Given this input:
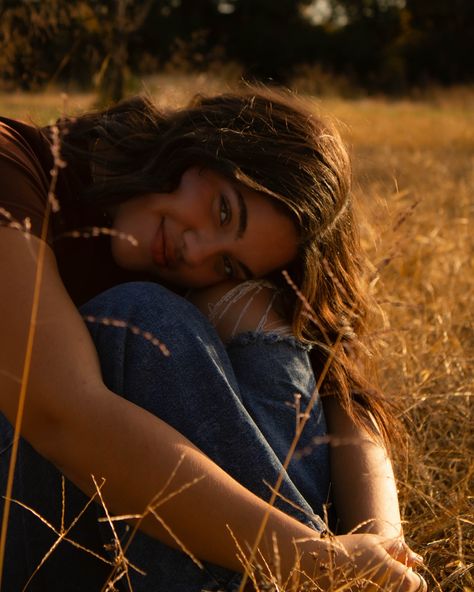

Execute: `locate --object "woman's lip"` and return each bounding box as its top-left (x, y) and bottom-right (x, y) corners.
top-left (152, 219), bottom-right (168, 267)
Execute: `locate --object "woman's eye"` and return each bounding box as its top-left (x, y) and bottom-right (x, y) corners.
top-left (223, 256), bottom-right (234, 278)
top-left (219, 194), bottom-right (231, 226)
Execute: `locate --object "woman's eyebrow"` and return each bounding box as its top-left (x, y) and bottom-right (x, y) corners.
top-left (235, 188), bottom-right (248, 240)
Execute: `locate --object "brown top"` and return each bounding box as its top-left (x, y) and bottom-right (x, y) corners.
top-left (0, 116), bottom-right (148, 306)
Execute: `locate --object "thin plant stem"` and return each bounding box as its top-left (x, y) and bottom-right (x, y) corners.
top-left (0, 123), bottom-right (62, 582)
top-left (0, 202), bottom-right (52, 584)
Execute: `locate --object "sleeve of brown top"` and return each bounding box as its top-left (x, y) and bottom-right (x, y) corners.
top-left (0, 118), bottom-right (53, 241)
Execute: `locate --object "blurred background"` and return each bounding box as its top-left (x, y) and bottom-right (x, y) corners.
top-left (1, 2), bottom-right (473, 591)
top-left (1, 0), bottom-right (473, 103)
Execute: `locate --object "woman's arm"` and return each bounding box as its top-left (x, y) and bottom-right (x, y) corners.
top-left (323, 397), bottom-right (427, 570)
top-left (322, 396), bottom-right (408, 539)
top-left (189, 282), bottom-right (424, 575)
top-left (0, 230), bottom-right (422, 589)
top-left (0, 228), bottom-right (314, 573)
top-left (190, 283), bottom-right (407, 543)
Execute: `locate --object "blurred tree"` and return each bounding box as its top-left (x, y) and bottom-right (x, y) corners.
top-left (321, 0), bottom-right (473, 89)
top-left (0, 0), bottom-right (472, 94)
top-left (320, 0), bottom-right (408, 91)
top-left (220, 0), bottom-right (317, 81)
top-left (94, 0), bottom-right (154, 105)
top-left (0, 0), bottom-right (79, 90)
top-left (138, 0), bottom-right (224, 72)
top-left (402, 0), bottom-right (474, 85)
top-left (0, 0), bottom-right (156, 99)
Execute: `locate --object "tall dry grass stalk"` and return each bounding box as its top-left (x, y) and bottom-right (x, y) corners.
top-left (0, 119), bottom-right (62, 584)
top-left (0, 80), bottom-right (472, 590)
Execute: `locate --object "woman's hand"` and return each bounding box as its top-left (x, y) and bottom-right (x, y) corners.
top-left (242, 532), bottom-right (426, 592)
top-left (319, 399), bottom-right (426, 589)
top-left (385, 537), bottom-right (424, 568)
top-left (306, 533), bottom-right (427, 591)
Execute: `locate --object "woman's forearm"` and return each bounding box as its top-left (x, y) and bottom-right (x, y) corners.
top-left (25, 398), bottom-right (423, 591)
top-left (1, 230), bottom-right (417, 588)
top-left (0, 231), bottom-right (313, 577)
top-left (47, 386), bottom-right (324, 576)
top-left (323, 396), bottom-right (403, 539)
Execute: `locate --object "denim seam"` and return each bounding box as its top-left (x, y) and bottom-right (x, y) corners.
top-left (226, 330), bottom-right (311, 351)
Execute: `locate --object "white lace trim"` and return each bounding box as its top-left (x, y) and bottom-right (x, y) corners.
top-left (207, 279), bottom-right (293, 339)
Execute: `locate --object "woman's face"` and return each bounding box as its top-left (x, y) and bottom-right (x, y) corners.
top-left (111, 167), bottom-right (298, 288)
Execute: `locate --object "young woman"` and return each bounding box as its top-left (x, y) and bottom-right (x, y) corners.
top-left (0, 88), bottom-right (426, 591)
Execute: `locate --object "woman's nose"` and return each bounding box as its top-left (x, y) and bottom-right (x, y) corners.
top-left (182, 230), bottom-right (221, 267)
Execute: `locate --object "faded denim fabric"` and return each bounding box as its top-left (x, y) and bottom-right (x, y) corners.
top-left (0, 282), bottom-right (330, 591)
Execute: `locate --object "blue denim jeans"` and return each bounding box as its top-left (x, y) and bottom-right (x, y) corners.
top-left (0, 282), bottom-right (330, 591)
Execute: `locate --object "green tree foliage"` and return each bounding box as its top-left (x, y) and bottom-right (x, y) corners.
top-left (0, 0), bottom-right (472, 96)
top-left (402, 0), bottom-right (474, 85)
top-left (93, 0), bottom-right (155, 105)
top-left (0, 0), bottom-right (84, 89)
top-left (322, 0), bottom-right (411, 91)
top-left (220, 0), bottom-right (316, 81)
top-left (0, 0), bottom-right (157, 102)
top-left (323, 0), bottom-right (474, 90)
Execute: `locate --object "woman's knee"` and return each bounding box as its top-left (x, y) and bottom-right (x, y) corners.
top-left (80, 281), bottom-right (235, 397)
top-left (81, 281), bottom-right (222, 352)
top-left (81, 282), bottom-right (207, 328)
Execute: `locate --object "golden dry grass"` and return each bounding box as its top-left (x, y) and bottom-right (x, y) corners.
top-left (326, 93), bottom-right (473, 592)
top-left (1, 77), bottom-right (472, 590)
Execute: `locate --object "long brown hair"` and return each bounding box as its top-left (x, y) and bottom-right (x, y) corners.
top-left (59, 87), bottom-right (398, 447)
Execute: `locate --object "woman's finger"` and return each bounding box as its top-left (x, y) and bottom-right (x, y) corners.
top-left (356, 547), bottom-right (427, 592)
top-left (414, 572), bottom-right (428, 592)
top-left (383, 537), bottom-right (424, 567)
top-left (382, 561), bottom-right (428, 592)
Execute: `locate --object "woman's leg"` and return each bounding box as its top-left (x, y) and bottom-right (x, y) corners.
top-left (1, 281), bottom-right (329, 591)
top-left (190, 279), bottom-right (332, 523)
top-left (81, 281), bottom-right (330, 591)
top-left (0, 416), bottom-right (112, 591)
top-left (226, 332), bottom-right (331, 520)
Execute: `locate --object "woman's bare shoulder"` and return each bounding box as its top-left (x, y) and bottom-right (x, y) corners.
top-left (0, 118), bottom-right (51, 239)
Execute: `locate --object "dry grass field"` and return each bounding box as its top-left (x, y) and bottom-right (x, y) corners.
top-left (1, 76), bottom-right (472, 590)
top-left (329, 91), bottom-right (473, 592)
